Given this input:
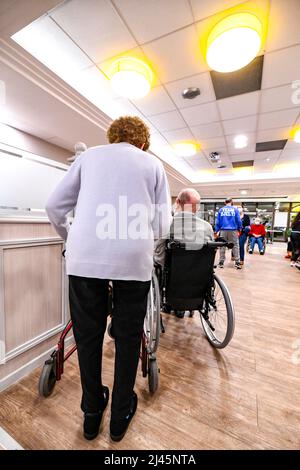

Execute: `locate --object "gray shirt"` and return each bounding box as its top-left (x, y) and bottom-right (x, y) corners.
top-left (154, 211), bottom-right (214, 267)
top-left (46, 142), bottom-right (172, 281)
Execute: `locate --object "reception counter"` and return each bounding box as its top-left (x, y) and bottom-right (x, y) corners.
top-left (0, 216), bottom-right (71, 391)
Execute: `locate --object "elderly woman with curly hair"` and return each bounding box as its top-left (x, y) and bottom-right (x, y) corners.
top-left (46, 116), bottom-right (171, 442)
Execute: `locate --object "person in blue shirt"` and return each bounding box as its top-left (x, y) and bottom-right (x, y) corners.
top-left (215, 198), bottom-right (243, 269)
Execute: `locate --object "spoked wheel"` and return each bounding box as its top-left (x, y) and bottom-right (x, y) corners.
top-left (148, 357), bottom-right (159, 394)
top-left (38, 357), bottom-right (57, 397)
top-left (200, 274), bottom-right (235, 349)
top-left (144, 271), bottom-right (161, 355)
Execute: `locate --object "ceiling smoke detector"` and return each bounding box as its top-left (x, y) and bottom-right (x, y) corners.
top-left (182, 87), bottom-right (201, 99)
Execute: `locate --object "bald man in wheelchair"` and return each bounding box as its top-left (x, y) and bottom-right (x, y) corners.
top-left (154, 188), bottom-right (214, 318)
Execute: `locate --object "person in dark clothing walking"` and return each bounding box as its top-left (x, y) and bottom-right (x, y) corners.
top-left (46, 116), bottom-right (171, 442)
top-left (237, 206), bottom-right (251, 265)
top-left (290, 213), bottom-right (300, 267)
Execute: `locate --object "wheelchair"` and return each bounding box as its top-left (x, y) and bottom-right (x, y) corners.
top-left (247, 235), bottom-right (266, 254)
top-left (159, 238), bottom-right (235, 349)
top-left (38, 270), bottom-right (161, 398)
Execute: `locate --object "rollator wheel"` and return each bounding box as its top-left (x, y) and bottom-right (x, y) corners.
top-left (107, 321), bottom-right (114, 339)
top-left (200, 274), bottom-right (235, 349)
top-left (38, 358), bottom-right (56, 397)
top-left (148, 358), bottom-right (159, 394)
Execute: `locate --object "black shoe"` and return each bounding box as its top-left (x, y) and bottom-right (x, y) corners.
top-left (234, 262), bottom-right (242, 269)
top-left (162, 304), bottom-right (172, 314)
top-left (83, 386), bottom-right (109, 440)
top-left (110, 392), bottom-right (138, 442)
top-left (260, 251), bottom-right (264, 255)
top-left (174, 310), bottom-right (185, 318)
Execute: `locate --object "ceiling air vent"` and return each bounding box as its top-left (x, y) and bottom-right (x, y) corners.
top-left (256, 140), bottom-right (287, 152)
top-left (232, 160), bottom-right (254, 168)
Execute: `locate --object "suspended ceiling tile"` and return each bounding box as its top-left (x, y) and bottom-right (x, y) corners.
top-left (190, 121), bottom-right (223, 140)
top-left (230, 153), bottom-right (256, 162)
top-left (255, 140), bottom-right (287, 152)
top-left (142, 26), bottom-right (208, 83)
top-left (253, 163), bottom-right (275, 173)
top-left (285, 139), bottom-right (300, 150)
top-left (279, 148), bottom-right (300, 161)
top-left (218, 91), bottom-right (260, 120)
top-left (162, 127), bottom-right (194, 144)
top-left (228, 145), bottom-right (256, 156)
top-left (222, 115), bottom-right (257, 136)
top-left (180, 102), bottom-right (219, 126)
top-left (131, 86), bottom-right (176, 116)
top-left (189, 0), bottom-right (243, 21)
top-left (256, 128), bottom-right (292, 143)
top-left (210, 56), bottom-right (264, 100)
top-left (252, 150), bottom-right (282, 161)
top-left (258, 108), bottom-right (300, 130)
top-left (164, 72), bottom-right (216, 109)
top-left (260, 84), bottom-right (298, 113)
top-left (113, 0), bottom-right (193, 44)
top-left (227, 137), bottom-right (256, 155)
top-left (262, 45), bottom-right (300, 89)
top-left (148, 110), bottom-right (186, 132)
top-left (12, 15), bottom-right (92, 77)
top-left (266, 0), bottom-right (300, 52)
top-left (199, 136), bottom-right (226, 149)
top-left (50, 0), bottom-right (137, 63)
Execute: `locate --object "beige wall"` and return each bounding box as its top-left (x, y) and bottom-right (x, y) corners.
top-left (0, 123), bottom-right (71, 164)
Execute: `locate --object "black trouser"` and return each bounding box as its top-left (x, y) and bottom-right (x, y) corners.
top-left (69, 275), bottom-right (150, 420)
top-left (290, 232), bottom-right (300, 261)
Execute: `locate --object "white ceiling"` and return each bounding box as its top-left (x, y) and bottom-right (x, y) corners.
top-left (1, 0), bottom-right (300, 198)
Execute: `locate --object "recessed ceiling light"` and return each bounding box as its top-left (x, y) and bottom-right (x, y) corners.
top-left (173, 142), bottom-right (198, 157)
top-left (294, 129), bottom-right (300, 143)
top-left (240, 189), bottom-right (248, 195)
top-left (265, 158), bottom-right (271, 162)
top-left (234, 135), bottom-right (248, 149)
top-left (206, 13), bottom-right (262, 73)
top-left (110, 57), bottom-right (153, 99)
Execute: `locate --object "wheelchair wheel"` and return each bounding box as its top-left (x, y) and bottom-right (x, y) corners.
top-left (200, 274), bottom-right (235, 349)
top-left (38, 357), bottom-right (57, 397)
top-left (148, 357), bottom-right (159, 394)
top-left (144, 271), bottom-right (161, 355)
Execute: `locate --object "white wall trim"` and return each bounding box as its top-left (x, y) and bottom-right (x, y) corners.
top-left (0, 335), bottom-right (74, 393)
top-left (4, 324), bottom-right (66, 363)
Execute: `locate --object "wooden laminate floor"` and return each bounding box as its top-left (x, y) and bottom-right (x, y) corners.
top-left (0, 243), bottom-right (300, 450)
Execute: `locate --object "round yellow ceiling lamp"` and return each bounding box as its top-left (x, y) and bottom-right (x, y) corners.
top-left (206, 12), bottom-right (262, 73)
top-left (293, 128), bottom-right (300, 143)
top-left (173, 142), bottom-right (198, 157)
top-left (110, 57), bottom-right (153, 99)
